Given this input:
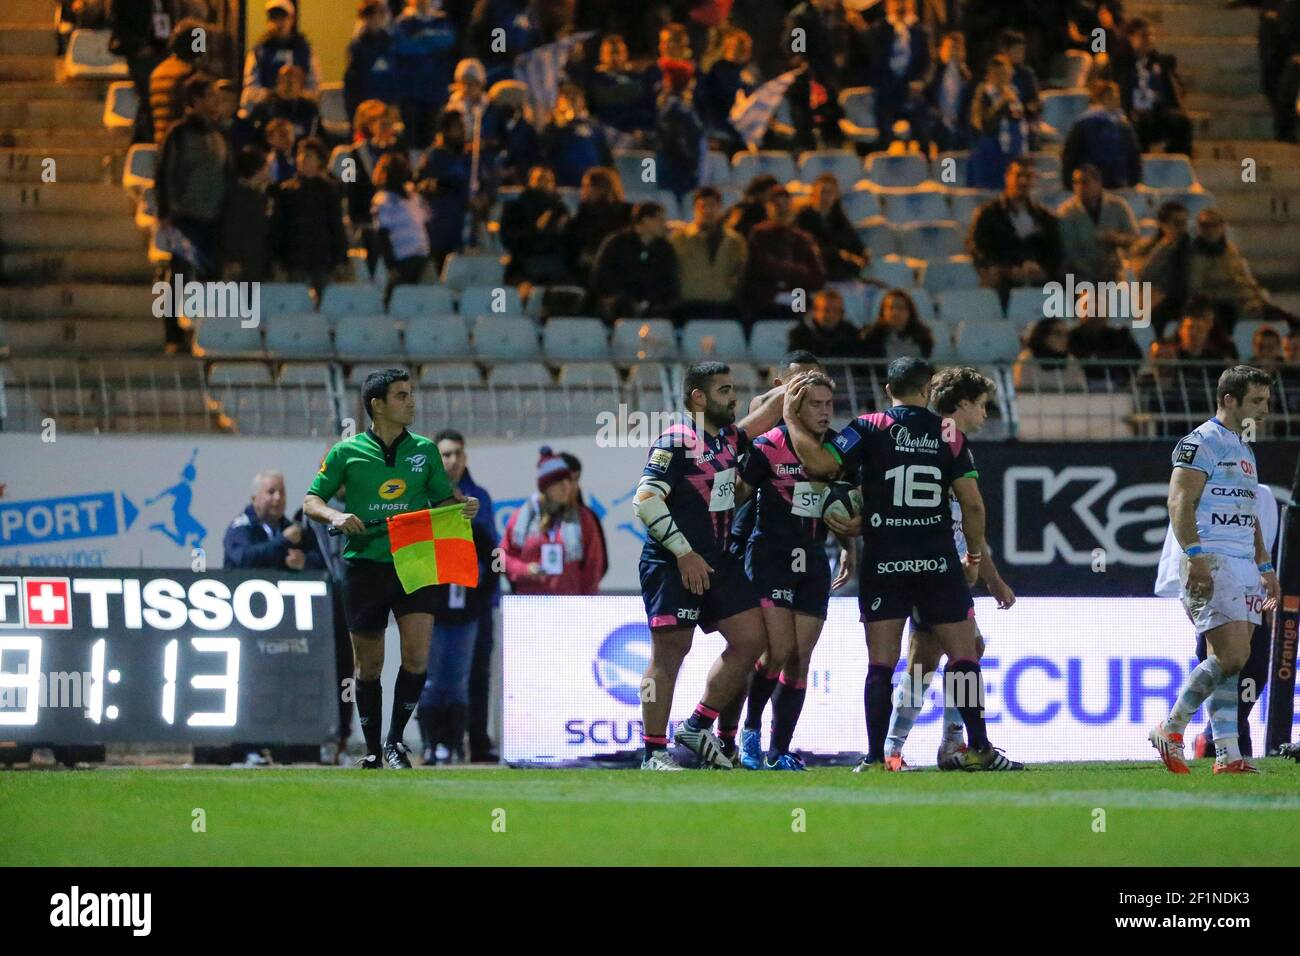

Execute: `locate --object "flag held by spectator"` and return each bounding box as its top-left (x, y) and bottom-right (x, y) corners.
top-left (730, 68), bottom-right (802, 150)
top-left (388, 503), bottom-right (478, 594)
top-left (514, 31), bottom-right (596, 126)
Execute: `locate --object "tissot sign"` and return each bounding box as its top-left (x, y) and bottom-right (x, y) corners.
top-left (975, 442), bottom-right (1298, 595)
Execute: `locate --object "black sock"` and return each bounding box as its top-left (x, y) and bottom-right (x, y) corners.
top-left (718, 678), bottom-right (747, 739)
top-left (685, 703), bottom-right (719, 732)
top-left (356, 678), bottom-right (382, 756)
top-left (644, 734), bottom-right (668, 761)
top-left (387, 668), bottom-right (426, 746)
top-left (717, 725), bottom-right (738, 756)
top-left (864, 664), bottom-right (894, 762)
top-left (768, 679), bottom-right (807, 758)
top-left (946, 660), bottom-right (989, 751)
top-left (744, 669), bottom-right (780, 732)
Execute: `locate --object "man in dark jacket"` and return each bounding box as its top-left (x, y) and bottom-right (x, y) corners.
top-left (501, 164), bottom-right (571, 284)
top-left (344, 0), bottom-right (401, 122)
top-left (587, 201), bottom-right (680, 324)
top-left (110, 0), bottom-right (177, 143)
top-left (223, 470), bottom-right (324, 572)
top-left (1117, 18), bottom-right (1192, 155)
top-left (1061, 80), bottom-right (1142, 189)
top-left (787, 289), bottom-right (864, 356)
top-left (272, 138), bottom-right (349, 293)
top-left (157, 73), bottom-right (231, 281)
top-left (968, 157), bottom-right (1063, 308)
top-left (741, 186), bottom-right (825, 322)
top-left (864, 0), bottom-right (932, 144)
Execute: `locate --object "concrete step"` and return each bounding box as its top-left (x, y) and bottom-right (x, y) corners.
top-left (1164, 35), bottom-right (1258, 74)
top-left (10, 0), bottom-right (58, 22)
top-left (0, 211), bottom-right (143, 251)
top-left (1191, 111), bottom-right (1275, 141)
top-left (0, 126), bottom-right (128, 148)
top-left (1184, 69), bottom-right (1260, 98)
top-left (1212, 190), bottom-right (1300, 222)
top-left (1226, 220), bottom-right (1300, 259)
top-left (0, 283), bottom-right (156, 320)
top-left (1252, 257), bottom-right (1300, 292)
top-left (0, 180), bottom-right (134, 215)
top-left (1, 249), bottom-right (154, 284)
top-left (0, 54), bottom-right (54, 81)
top-left (1129, 3), bottom-right (1256, 36)
top-left (1184, 93), bottom-right (1270, 117)
top-left (0, 79), bottom-right (107, 102)
top-left (2, 317), bottom-right (163, 354)
top-left (0, 148), bottom-right (120, 183)
top-left (0, 24), bottom-right (58, 57)
top-left (0, 97), bottom-right (106, 129)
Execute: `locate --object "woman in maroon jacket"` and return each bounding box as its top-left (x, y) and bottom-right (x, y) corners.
top-left (503, 451), bottom-right (606, 596)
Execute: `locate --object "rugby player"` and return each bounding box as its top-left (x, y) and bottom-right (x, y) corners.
top-left (881, 367), bottom-right (1018, 771)
top-left (633, 361), bottom-right (792, 770)
top-left (1150, 365), bottom-right (1280, 774)
top-left (736, 371), bottom-right (855, 770)
top-left (304, 368), bottom-right (479, 770)
top-left (784, 357), bottom-right (1022, 772)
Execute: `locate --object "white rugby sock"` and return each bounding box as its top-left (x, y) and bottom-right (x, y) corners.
top-left (1165, 656), bottom-right (1224, 736)
top-left (885, 668), bottom-right (931, 756)
top-left (1207, 673), bottom-right (1242, 763)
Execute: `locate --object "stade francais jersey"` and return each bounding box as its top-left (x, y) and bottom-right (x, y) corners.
top-left (824, 405), bottom-right (978, 552)
top-left (1170, 417), bottom-right (1260, 559)
top-left (740, 424), bottom-right (830, 553)
top-left (309, 428), bottom-right (455, 563)
top-left (640, 418), bottom-right (747, 563)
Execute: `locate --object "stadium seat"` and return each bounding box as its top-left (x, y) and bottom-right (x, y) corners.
top-left (488, 362), bottom-right (554, 386)
top-left (543, 318), bottom-right (611, 361)
top-left (335, 315), bottom-right (404, 358)
top-left (727, 362), bottom-right (761, 392)
top-left (952, 320), bottom-right (1022, 362)
top-left (921, 256), bottom-right (980, 294)
top-left (896, 222), bottom-right (964, 259)
top-left (856, 218), bottom-right (899, 256)
top-left (1115, 188), bottom-right (1151, 218)
top-left (838, 86), bottom-right (878, 143)
top-left (731, 150), bottom-right (797, 186)
top-left (318, 83), bottom-right (350, 139)
top-left (750, 320), bottom-right (797, 364)
top-left (702, 151), bottom-right (731, 187)
top-left (798, 150), bottom-right (863, 190)
top-left (276, 362), bottom-right (333, 389)
top-left (259, 283), bottom-right (316, 318)
top-left (1233, 320), bottom-right (1271, 362)
top-left (1141, 155), bottom-right (1197, 190)
top-left (472, 315), bottom-right (541, 360)
top-left (122, 143), bottom-right (157, 192)
top-left (65, 29), bottom-right (127, 79)
top-left (881, 189), bottom-right (951, 224)
top-left (936, 288), bottom-right (1003, 325)
top-left (1039, 89), bottom-right (1089, 138)
top-left (557, 362), bottom-right (621, 387)
top-left (862, 152), bottom-right (928, 189)
top-left (1051, 49), bottom-right (1092, 89)
top-left (103, 81), bottom-right (137, 129)
top-left (265, 315), bottom-right (333, 357)
top-left (841, 189), bottom-right (883, 222)
top-left (404, 316), bottom-right (472, 360)
top-left (842, 284), bottom-right (876, 326)
top-left (1028, 152), bottom-right (1061, 184)
top-left (866, 256), bottom-right (916, 288)
top-left (948, 188), bottom-right (996, 223)
top-left (320, 285), bottom-right (385, 320)
top-left (135, 186), bottom-right (158, 230)
top-left (418, 362), bottom-right (482, 386)
top-left (611, 318), bottom-right (678, 362)
top-left (389, 284), bottom-right (456, 318)
top-left (681, 320), bottom-right (748, 363)
top-left (934, 151), bottom-right (969, 188)
top-left (440, 253), bottom-right (505, 291)
top-left (193, 319), bottom-right (265, 358)
top-left (207, 362), bottom-right (274, 386)
top-left (1036, 188), bottom-right (1073, 213)
top-left (459, 284), bottom-right (523, 317)
top-left (1006, 287), bottom-right (1052, 329)
top-left (613, 150), bottom-right (654, 190)
top-left (928, 319), bottom-right (957, 362)
top-left (1131, 321), bottom-right (1156, 356)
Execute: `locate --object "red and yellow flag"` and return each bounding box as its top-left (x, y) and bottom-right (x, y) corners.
top-left (387, 503), bottom-right (479, 594)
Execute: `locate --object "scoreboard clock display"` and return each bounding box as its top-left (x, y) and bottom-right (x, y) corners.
top-left (0, 568), bottom-right (337, 746)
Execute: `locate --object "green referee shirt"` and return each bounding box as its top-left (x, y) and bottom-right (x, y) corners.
top-left (308, 428), bottom-right (455, 563)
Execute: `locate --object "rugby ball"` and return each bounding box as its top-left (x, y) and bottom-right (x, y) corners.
top-left (822, 482), bottom-right (863, 524)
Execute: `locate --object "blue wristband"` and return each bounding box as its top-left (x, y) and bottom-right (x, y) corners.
top-left (1259, 562), bottom-right (1274, 574)
top-left (1184, 544), bottom-right (1205, 558)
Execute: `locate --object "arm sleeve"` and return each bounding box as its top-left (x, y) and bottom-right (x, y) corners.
top-left (1171, 432), bottom-right (1218, 476)
top-left (739, 437), bottom-right (771, 488)
top-left (944, 434), bottom-right (979, 482)
top-left (823, 417), bottom-right (870, 472)
top-left (307, 444), bottom-right (345, 502)
top-left (223, 522), bottom-right (288, 569)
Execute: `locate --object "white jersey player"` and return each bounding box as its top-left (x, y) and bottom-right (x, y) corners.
top-left (1149, 367), bottom-right (1281, 775)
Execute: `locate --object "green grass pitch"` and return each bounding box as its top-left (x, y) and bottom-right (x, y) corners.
top-left (4, 761), bottom-right (1299, 866)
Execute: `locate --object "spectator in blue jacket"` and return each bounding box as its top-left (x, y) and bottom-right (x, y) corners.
top-left (223, 470), bottom-right (324, 572)
top-left (247, 64), bottom-right (321, 144)
top-left (480, 80), bottom-right (539, 188)
top-left (999, 29), bottom-right (1041, 145)
top-left (1061, 80), bottom-right (1142, 190)
top-left (696, 28), bottom-right (758, 155)
top-left (343, 0), bottom-right (400, 122)
top-left (1117, 17), bottom-right (1192, 155)
top-left (416, 109), bottom-right (472, 270)
top-left (655, 59), bottom-right (707, 202)
top-left (864, 0), bottom-right (931, 145)
top-left (241, 0), bottom-right (320, 108)
top-left (922, 30), bottom-right (974, 153)
top-left (968, 53), bottom-right (1029, 189)
top-left (393, 0), bottom-right (459, 150)
top-left (539, 85), bottom-right (612, 188)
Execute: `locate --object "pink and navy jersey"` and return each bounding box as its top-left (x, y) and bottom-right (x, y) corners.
top-left (825, 405), bottom-right (977, 544)
top-left (641, 419), bottom-right (748, 562)
top-left (740, 423), bottom-right (830, 551)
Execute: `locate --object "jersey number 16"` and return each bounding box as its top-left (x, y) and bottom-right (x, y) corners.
top-left (884, 464), bottom-right (943, 508)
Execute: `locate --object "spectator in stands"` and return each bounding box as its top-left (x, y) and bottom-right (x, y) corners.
top-left (371, 152), bottom-right (433, 294)
top-left (1249, 324), bottom-right (1285, 371)
top-left (334, 100), bottom-right (404, 277)
top-left (669, 185), bottom-right (747, 322)
top-left (502, 451), bottom-right (607, 596)
top-left (922, 30), bottom-right (974, 153)
top-left (644, 22), bottom-right (693, 99)
top-left (584, 34), bottom-right (655, 140)
top-left (1187, 208), bottom-right (1276, 331)
top-left (726, 173), bottom-right (779, 238)
top-left (540, 85), bottom-right (613, 188)
top-left (215, 78), bottom-right (244, 142)
top-left (1066, 287), bottom-right (1144, 384)
top-left (655, 59), bottom-right (708, 202)
top-left (794, 174), bottom-right (868, 282)
top-left (784, 0), bottom-right (869, 95)
top-left (588, 201), bottom-right (680, 323)
top-left (858, 287), bottom-right (935, 359)
top-left (247, 64), bottom-right (321, 144)
top-left (272, 138), bottom-right (349, 294)
top-left (1172, 297), bottom-right (1239, 363)
top-left (393, 0), bottom-right (458, 150)
top-left (448, 58), bottom-right (490, 144)
top-left (697, 28), bottom-right (758, 153)
top-left (787, 288), bottom-right (864, 356)
top-left (1060, 80), bottom-right (1142, 189)
top-left (501, 164), bottom-right (571, 285)
top-left (242, 0), bottom-right (320, 109)
top-left (1090, 0), bottom-right (1133, 82)
top-left (469, 0), bottom-right (546, 87)
top-left (1117, 18), bottom-right (1192, 155)
top-left (416, 110), bottom-right (472, 272)
top-left (149, 17), bottom-right (208, 145)
top-left (864, 0), bottom-right (932, 145)
top-left (263, 117), bottom-right (298, 184)
top-left (969, 158), bottom-right (1063, 307)
top-left (563, 166), bottom-right (632, 283)
top-left (481, 80), bottom-right (540, 188)
top-left (110, 0), bottom-right (176, 143)
top-left (1014, 317), bottom-right (1088, 391)
top-left (741, 185), bottom-right (825, 321)
top-left (344, 0), bottom-right (400, 123)
top-left (1132, 199), bottom-right (1191, 337)
top-left (220, 146), bottom-right (273, 282)
top-left (684, 0), bottom-right (736, 73)
top-left (1056, 163), bottom-right (1139, 286)
top-left (968, 53), bottom-right (1030, 189)
top-left (1000, 29), bottom-right (1041, 142)
top-left (224, 470), bottom-right (323, 572)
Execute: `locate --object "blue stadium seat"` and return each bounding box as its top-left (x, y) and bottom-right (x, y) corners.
top-left (901, 287), bottom-right (936, 321)
top-left (207, 362), bottom-right (274, 386)
top-left (122, 143), bottom-right (157, 192)
top-left (1116, 188), bottom-right (1152, 218)
top-left (856, 218), bottom-right (899, 256)
top-left (731, 150), bottom-right (797, 186)
top-left (320, 285), bottom-right (385, 319)
top-left (472, 316), bottom-right (541, 360)
top-left (702, 151), bottom-right (732, 187)
top-left (405, 316), bottom-right (472, 360)
top-left (265, 315), bottom-right (334, 357)
top-left (488, 362), bottom-right (554, 386)
top-left (613, 150), bottom-right (654, 191)
top-left (841, 189), bottom-right (883, 221)
top-left (897, 222), bottom-right (964, 259)
top-left (459, 284), bottom-right (523, 317)
top-left (936, 288), bottom-right (1003, 325)
top-left (934, 151), bottom-right (969, 188)
top-left (65, 29), bottom-right (127, 79)
top-left (440, 253), bottom-right (506, 291)
top-left (952, 320), bottom-right (1021, 362)
top-left (1028, 152), bottom-right (1061, 184)
top-left (318, 82), bottom-right (350, 139)
top-left (797, 150), bottom-right (863, 190)
top-left (543, 318), bottom-right (611, 361)
top-left (681, 320), bottom-right (749, 363)
top-left (418, 362), bottom-right (482, 386)
top-left (881, 189), bottom-right (951, 224)
top-left (863, 152), bottom-right (928, 188)
top-left (1006, 287), bottom-right (1051, 329)
top-left (103, 81), bottom-right (137, 129)
top-left (928, 319), bottom-right (957, 362)
top-left (1039, 89), bottom-right (1089, 138)
top-left (948, 188), bottom-right (996, 223)
top-left (194, 319), bottom-right (265, 358)
top-left (389, 284), bottom-right (456, 318)
top-left (335, 315), bottom-right (404, 358)
top-left (838, 86), bottom-right (878, 143)
top-left (611, 318), bottom-right (679, 362)
top-left (276, 362), bottom-right (332, 385)
top-left (750, 320), bottom-right (797, 364)
top-left (557, 362), bottom-right (621, 387)
top-left (841, 284), bottom-right (874, 326)
top-left (1233, 320), bottom-right (1271, 363)
top-left (1141, 155), bottom-right (1197, 190)
top-left (866, 256), bottom-right (916, 288)
top-left (921, 256), bottom-right (980, 293)
top-left (259, 283), bottom-right (316, 318)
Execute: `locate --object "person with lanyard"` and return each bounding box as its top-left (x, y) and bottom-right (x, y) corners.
top-left (502, 452), bottom-right (606, 597)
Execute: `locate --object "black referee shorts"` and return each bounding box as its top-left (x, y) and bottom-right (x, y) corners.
top-left (343, 559), bottom-right (437, 633)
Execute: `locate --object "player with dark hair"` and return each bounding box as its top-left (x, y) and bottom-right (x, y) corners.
top-left (883, 367), bottom-right (1019, 770)
top-left (633, 361), bottom-right (788, 770)
top-left (1151, 365), bottom-right (1279, 774)
top-left (304, 368), bottom-right (479, 770)
top-left (784, 357), bottom-right (1023, 771)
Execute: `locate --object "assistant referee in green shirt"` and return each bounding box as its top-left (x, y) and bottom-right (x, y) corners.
top-left (305, 368), bottom-right (480, 769)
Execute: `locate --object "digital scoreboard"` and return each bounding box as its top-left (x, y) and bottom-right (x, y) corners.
top-left (0, 569), bottom-right (337, 746)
